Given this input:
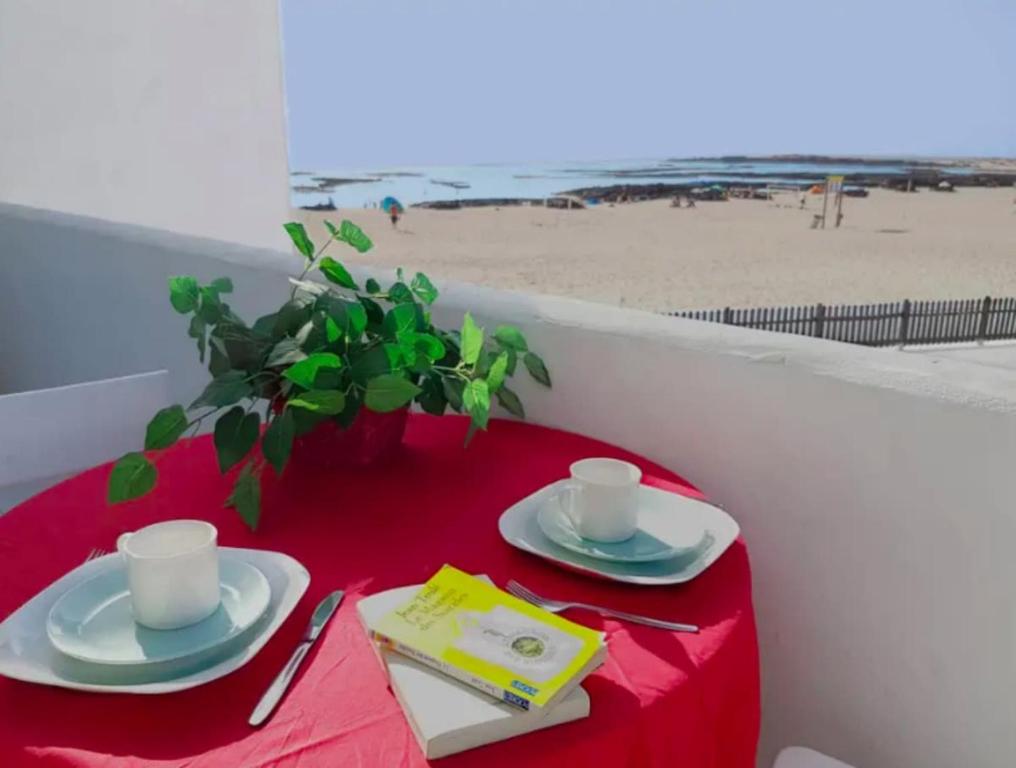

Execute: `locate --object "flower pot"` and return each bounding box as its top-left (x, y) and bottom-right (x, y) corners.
top-left (288, 407), bottom-right (409, 471)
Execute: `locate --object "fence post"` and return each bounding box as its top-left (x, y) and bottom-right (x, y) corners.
top-left (814, 303), bottom-right (825, 339)
top-left (722, 307), bottom-right (732, 325)
top-left (977, 296), bottom-right (992, 341)
top-left (899, 299), bottom-right (911, 346)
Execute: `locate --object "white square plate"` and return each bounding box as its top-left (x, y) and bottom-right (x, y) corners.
top-left (0, 547), bottom-right (309, 693)
top-left (498, 480), bottom-right (739, 585)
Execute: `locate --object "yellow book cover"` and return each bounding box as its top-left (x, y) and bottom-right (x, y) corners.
top-left (371, 565), bottom-right (607, 711)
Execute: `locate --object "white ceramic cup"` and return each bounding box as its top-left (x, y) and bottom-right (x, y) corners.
top-left (116, 520), bottom-right (221, 630)
top-left (563, 458), bottom-right (642, 542)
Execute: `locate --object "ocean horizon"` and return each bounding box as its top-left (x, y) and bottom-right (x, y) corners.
top-left (289, 156), bottom-right (980, 209)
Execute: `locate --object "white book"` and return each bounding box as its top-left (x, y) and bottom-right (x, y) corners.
top-left (357, 579), bottom-right (590, 760)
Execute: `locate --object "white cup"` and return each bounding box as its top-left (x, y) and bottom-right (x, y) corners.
top-left (116, 520), bottom-right (221, 630)
top-left (562, 458), bottom-right (642, 542)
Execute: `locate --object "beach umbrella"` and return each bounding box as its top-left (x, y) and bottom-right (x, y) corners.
top-left (381, 196), bottom-right (404, 213)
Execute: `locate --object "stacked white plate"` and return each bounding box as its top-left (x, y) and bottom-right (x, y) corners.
top-left (0, 548), bottom-right (309, 693)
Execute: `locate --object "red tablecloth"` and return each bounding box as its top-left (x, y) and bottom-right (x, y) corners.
top-left (0, 415), bottom-right (759, 767)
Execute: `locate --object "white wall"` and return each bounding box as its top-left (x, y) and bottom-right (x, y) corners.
top-left (0, 1), bottom-right (291, 250)
top-left (4, 202), bottom-right (1016, 767)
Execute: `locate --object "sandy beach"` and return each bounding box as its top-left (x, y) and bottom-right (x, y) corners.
top-left (298, 187), bottom-right (1016, 311)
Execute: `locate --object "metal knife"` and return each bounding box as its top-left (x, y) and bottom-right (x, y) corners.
top-left (249, 590), bottom-right (345, 727)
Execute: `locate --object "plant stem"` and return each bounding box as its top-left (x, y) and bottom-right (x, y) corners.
top-left (290, 234), bottom-right (338, 298)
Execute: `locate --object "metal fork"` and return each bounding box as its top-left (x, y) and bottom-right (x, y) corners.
top-left (506, 580), bottom-right (699, 633)
top-left (84, 547), bottom-right (109, 563)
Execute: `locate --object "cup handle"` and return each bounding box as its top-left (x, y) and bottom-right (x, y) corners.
top-left (116, 532), bottom-right (133, 554)
top-left (560, 480), bottom-right (584, 532)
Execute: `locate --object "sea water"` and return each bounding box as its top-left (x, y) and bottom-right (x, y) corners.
top-left (289, 157), bottom-right (950, 209)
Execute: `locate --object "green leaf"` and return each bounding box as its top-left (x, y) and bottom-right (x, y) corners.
top-left (283, 222), bottom-right (315, 259)
top-left (487, 352), bottom-right (509, 393)
top-left (188, 315), bottom-right (206, 339)
top-left (226, 462), bottom-right (261, 531)
top-left (388, 282), bottom-right (414, 304)
top-left (460, 313), bottom-right (484, 366)
top-left (505, 347), bottom-right (518, 376)
top-left (197, 287), bottom-right (222, 324)
top-left (266, 338), bottom-right (307, 368)
top-left (350, 345), bottom-right (394, 385)
top-left (320, 295), bottom-right (367, 340)
top-left (417, 375), bottom-right (448, 416)
top-left (475, 349), bottom-right (494, 378)
top-left (311, 364), bottom-right (343, 390)
top-left (442, 377), bottom-right (464, 411)
top-left (496, 386), bottom-right (526, 419)
top-left (410, 273), bottom-right (439, 304)
top-left (188, 315), bottom-right (207, 363)
top-left (318, 256), bottom-right (359, 290)
top-left (213, 406), bottom-right (260, 473)
top-left (365, 278), bottom-right (381, 294)
top-left (215, 321), bottom-right (268, 371)
top-left (334, 389), bottom-right (363, 429)
top-left (413, 333), bottom-right (446, 363)
top-left (463, 379), bottom-right (491, 429)
top-left (494, 325), bottom-right (529, 352)
top-left (383, 343), bottom-right (403, 369)
top-left (397, 335), bottom-right (418, 367)
top-left (287, 389), bottom-right (346, 415)
top-left (210, 277), bottom-right (233, 294)
top-left (290, 406), bottom-right (327, 436)
top-left (523, 352), bottom-right (551, 387)
top-left (325, 316), bottom-right (341, 343)
top-left (346, 302), bottom-right (367, 337)
top-left (168, 276), bottom-right (199, 314)
top-left (107, 453), bottom-right (157, 503)
top-left (337, 219), bottom-right (373, 253)
top-left (324, 219), bottom-right (340, 238)
top-left (144, 405), bottom-right (188, 450)
top-left (282, 352), bottom-right (342, 389)
top-left (384, 303), bottom-right (417, 338)
top-left (273, 299), bottom-right (314, 340)
top-left (209, 344), bottom-right (231, 377)
top-left (361, 296), bottom-right (384, 327)
top-left (252, 312), bottom-right (279, 338)
top-left (190, 370), bottom-right (252, 409)
top-left (365, 374), bottom-right (421, 413)
top-left (295, 313), bottom-right (329, 352)
top-left (262, 409), bottom-right (294, 475)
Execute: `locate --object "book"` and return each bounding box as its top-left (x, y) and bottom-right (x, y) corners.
top-left (357, 579), bottom-right (590, 760)
top-left (370, 565), bottom-right (607, 712)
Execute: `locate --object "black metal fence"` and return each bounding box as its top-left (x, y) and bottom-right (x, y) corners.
top-left (667, 297), bottom-right (1016, 347)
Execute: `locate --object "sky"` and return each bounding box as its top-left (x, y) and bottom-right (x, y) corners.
top-left (281, 0), bottom-right (1016, 170)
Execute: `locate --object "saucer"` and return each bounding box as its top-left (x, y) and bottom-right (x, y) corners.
top-left (47, 559), bottom-right (271, 666)
top-left (536, 490), bottom-right (706, 563)
top-left (499, 479), bottom-right (740, 586)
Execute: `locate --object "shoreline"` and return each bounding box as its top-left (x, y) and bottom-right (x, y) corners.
top-left (297, 155), bottom-right (1016, 212)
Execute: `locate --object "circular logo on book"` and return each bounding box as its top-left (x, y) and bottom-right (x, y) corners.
top-left (510, 635), bottom-right (546, 658)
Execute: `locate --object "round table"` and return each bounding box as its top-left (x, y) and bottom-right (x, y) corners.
top-left (0, 415), bottom-right (759, 767)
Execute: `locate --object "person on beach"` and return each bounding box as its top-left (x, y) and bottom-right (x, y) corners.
top-left (390, 206), bottom-right (400, 229)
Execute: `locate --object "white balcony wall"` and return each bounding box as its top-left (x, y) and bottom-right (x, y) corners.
top-left (0, 1), bottom-right (290, 250)
top-left (3, 202), bottom-right (1016, 768)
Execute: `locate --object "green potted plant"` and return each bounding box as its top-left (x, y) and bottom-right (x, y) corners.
top-left (107, 220), bottom-right (551, 529)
